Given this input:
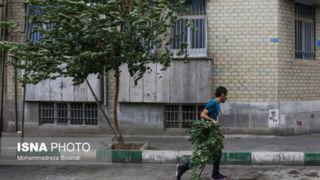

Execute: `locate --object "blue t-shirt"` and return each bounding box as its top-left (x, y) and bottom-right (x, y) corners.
top-left (204, 99), bottom-right (220, 121)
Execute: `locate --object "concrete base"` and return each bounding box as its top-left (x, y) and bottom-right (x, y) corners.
top-left (3, 100), bottom-right (320, 136)
top-left (115, 101), bottom-right (320, 136)
top-left (279, 100), bottom-right (320, 135)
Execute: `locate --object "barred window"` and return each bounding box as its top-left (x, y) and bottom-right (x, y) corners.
top-left (164, 104), bottom-right (205, 128)
top-left (139, 20), bottom-right (156, 54)
top-left (39, 103), bottom-right (55, 124)
top-left (171, 0), bottom-right (207, 58)
top-left (39, 102), bottom-right (98, 125)
top-left (295, 3), bottom-right (315, 59)
top-left (28, 5), bottom-right (57, 42)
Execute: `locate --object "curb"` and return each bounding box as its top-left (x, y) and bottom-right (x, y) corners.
top-left (4, 150), bottom-right (320, 165)
top-left (96, 150), bottom-right (320, 165)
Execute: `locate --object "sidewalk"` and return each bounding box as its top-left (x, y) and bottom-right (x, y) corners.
top-left (113, 134), bottom-right (320, 165)
top-left (119, 133), bottom-right (320, 152)
top-left (1, 133), bottom-right (320, 165)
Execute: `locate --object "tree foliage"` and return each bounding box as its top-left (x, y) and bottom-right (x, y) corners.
top-left (183, 119), bottom-right (224, 180)
top-left (0, 0), bottom-right (193, 147)
top-left (0, 0), bottom-right (189, 86)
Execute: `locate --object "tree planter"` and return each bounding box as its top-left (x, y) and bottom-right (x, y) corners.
top-left (96, 142), bottom-right (149, 163)
top-left (111, 142), bottom-right (150, 150)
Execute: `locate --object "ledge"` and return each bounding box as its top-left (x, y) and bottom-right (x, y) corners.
top-left (172, 57), bottom-right (213, 61)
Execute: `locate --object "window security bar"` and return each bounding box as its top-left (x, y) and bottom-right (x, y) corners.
top-left (39, 102), bottom-right (98, 125)
top-left (295, 3), bottom-right (315, 59)
top-left (164, 104), bottom-right (205, 128)
top-left (170, 0), bottom-right (207, 58)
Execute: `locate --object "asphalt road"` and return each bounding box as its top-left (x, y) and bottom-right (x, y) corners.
top-left (0, 164), bottom-right (319, 180)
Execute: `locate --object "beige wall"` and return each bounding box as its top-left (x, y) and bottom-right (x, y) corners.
top-left (4, 0), bottom-right (25, 100)
top-left (279, 0), bottom-right (320, 101)
top-left (107, 70), bottom-right (116, 104)
top-left (2, 0), bottom-right (25, 131)
top-left (207, 0), bottom-right (280, 102)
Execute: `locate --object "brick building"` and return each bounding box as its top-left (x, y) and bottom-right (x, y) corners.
top-left (1, 0), bottom-right (320, 136)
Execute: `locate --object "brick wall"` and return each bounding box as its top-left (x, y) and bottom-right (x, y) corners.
top-left (107, 70), bottom-right (116, 105)
top-left (278, 0), bottom-right (320, 101)
top-left (207, 0), bottom-right (280, 102)
top-left (4, 0), bottom-right (25, 99)
top-left (2, 0), bottom-right (25, 131)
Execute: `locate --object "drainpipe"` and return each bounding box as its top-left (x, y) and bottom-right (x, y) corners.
top-left (21, 2), bottom-right (29, 138)
top-left (11, 0), bottom-right (18, 132)
top-left (14, 60), bottom-right (18, 132)
top-left (103, 70), bottom-right (108, 106)
top-left (0, 0), bottom-right (8, 137)
top-left (0, 1), bottom-right (3, 137)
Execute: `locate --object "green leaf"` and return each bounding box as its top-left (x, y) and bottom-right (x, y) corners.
top-left (186, 119), bottom-right (224, 179)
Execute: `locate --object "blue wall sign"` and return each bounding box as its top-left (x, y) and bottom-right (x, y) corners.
top-left (318, 40), bottom-right (320, 48)
top-left (270, 38), bottom-right (278, 43)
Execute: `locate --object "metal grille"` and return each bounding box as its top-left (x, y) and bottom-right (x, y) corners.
top-left (28, 5), bottom-right (56, 42)
top-left (164, 105), bottom-right (180, 128)
top-left (39, 103), bottom-right (55, 124)
top-left (164, 104), bottom-right (205, 128)
top-left (57, 103), bottom-right (68, 124)
top-left (84, 103), bottom-right (98, 125)
top-left (70, 103), bottom-right (84, 125)
top-left (140, 20), bottom-right (154, 48)
top-left (39, 102), bottom-right (98, 125)
top-left (171, 0), bottom-right (207, 57)
top-left (295, 3), bottom-right (315, 59)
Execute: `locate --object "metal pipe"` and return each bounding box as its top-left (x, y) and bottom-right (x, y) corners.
top-left (0, 0), bottom-right (8, 137)
top-left (11, 0), bottom-right (19, 133)
top-left (14, 57), bottom-right (18, 132)
top-left (103, 70), bottom-right (108, 106)
top-left (0, 0), bottom-right (3, 137)
top-left (21, 1), bottom-right (30, 138)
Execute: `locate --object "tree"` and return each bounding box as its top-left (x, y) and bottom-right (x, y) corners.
top-left (0, 0), bottom-right (190, 148)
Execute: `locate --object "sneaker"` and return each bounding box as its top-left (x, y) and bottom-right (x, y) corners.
top-left (211, 173), bottom-right (228, 180)
top-left (176, 164), bottom-right (182, 180)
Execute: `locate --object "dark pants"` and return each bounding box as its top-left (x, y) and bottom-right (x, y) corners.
top-left (179, 153), bottom-right (222, 177)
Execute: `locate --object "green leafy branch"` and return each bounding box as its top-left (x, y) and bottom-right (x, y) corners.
top-left (182, 119), bottom-right (224, 180)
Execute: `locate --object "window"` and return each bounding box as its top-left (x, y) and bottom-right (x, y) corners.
top-left (28, 5), bottom-right (43, 42)
top-left (295, 3), bottom-right (315, 59)
top-left (170, 0), bottom-right (207, 58)
top-left (28, 5), bottom-right (57, 42)
top-left (29, 23), bottom-right (54, 42)
top-left (39, 102), bottom-right (55, 124)
top-left (139, 20), bottom-right (156, 54)
top-left (164, 104), bottom-right (205, 128)
top-left (39, 102), bottom-right (98, 125)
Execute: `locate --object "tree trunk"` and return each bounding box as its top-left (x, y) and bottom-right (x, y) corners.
top-left (113, 67), bottom-right (125, 148)
top-left (85, 79), bottom-right (121, 144)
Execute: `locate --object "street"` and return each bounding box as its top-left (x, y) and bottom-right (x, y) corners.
top-left (0, 164), bottom-right (319, 180)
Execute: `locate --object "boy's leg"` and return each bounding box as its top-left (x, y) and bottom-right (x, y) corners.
top-left (176, 161), bottom-right (190, 180)
top-left (211, 153), bottom-right (222, 177)
top-left (179, 161), bottom-right (190, 173)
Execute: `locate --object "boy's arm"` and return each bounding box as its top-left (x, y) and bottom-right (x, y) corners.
top-left (200, 109), bottom-right (217, 124)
